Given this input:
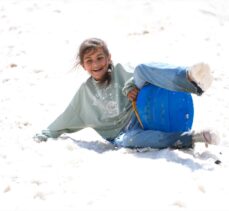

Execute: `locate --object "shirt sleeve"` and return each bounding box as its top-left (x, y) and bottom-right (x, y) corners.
top-left (122, 76), bottom-right (136, 96)
top-left (42, 86), bottom-right (85, 138)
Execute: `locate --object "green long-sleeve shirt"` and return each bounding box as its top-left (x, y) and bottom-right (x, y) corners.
top-left (42, 63), bottom-right (136, 140)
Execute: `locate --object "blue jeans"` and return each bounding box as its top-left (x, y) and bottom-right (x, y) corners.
top-left (112, 62), bottom-right (199, 149)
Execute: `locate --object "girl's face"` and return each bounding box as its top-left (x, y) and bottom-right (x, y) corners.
top-left (82, 48), bottom-right (111, 81)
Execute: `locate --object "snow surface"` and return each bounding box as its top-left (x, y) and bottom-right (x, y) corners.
top-left (1, 0), bottom-right (229, 210)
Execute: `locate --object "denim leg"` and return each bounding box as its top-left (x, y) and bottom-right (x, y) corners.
top-left (134, 62), bottom-right (199, 94)
top-left (114, 129), bottom-right (193, 149)
top-left (113, 115), bottom-right (193, 149)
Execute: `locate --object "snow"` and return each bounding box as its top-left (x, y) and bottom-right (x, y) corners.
top-left (1, 0), bottom-right (229, 210)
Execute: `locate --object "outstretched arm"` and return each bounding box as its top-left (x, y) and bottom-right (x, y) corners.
top-left (34, 87), bottom-right (84, 142)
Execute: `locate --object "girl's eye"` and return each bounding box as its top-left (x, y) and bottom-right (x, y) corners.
top-left (85, 60), bottom-right (92, 65)
top-left (97, 56), bottom-right (105, 61)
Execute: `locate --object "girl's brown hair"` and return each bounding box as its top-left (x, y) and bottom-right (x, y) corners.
top-left (77, 38), bottom-right (112, 67)
top-left (76, 38), bottom-right (113, 85)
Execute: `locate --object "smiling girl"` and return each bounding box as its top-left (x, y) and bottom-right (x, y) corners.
top-left (34, 38), bottom-right (219, 149)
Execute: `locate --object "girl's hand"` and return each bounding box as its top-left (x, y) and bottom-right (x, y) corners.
top-left (33, 133), bottom-right (48, 142)
top-left (127, 87), bottom-right (139, 101)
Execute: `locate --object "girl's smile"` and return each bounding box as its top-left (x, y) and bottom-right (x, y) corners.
top-left (82, 48), bottom-right (111, 81)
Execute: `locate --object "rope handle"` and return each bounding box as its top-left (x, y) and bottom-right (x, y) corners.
top-left (132, 100), bottom-right (144, 129)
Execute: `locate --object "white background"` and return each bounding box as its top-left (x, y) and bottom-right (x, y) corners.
top-left (1, 0), bottom-right (229, 210)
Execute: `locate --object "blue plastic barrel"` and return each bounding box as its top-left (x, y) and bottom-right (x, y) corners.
top-left (136, 84), bottom-right (194, 132)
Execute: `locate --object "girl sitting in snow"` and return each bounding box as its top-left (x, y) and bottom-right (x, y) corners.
top-left (34, 38), bottom-right (219, 149)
